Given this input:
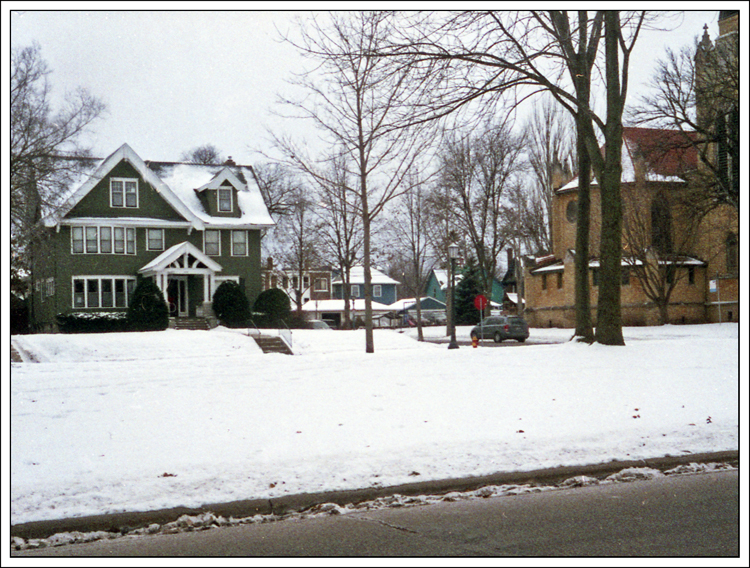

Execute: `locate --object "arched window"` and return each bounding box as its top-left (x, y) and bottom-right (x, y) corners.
top-left (651, 194), bottom-right (672, 254)
top-left (726, 233), bottom-right (738, 274)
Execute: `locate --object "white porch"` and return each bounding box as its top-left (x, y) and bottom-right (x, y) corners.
top-left (138, 241), bottom-right (224, 318)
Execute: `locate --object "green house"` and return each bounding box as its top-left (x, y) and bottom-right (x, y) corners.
top-left (31, 144), bottom-right (275, 331)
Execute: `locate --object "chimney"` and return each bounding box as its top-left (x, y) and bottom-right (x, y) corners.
top-left (224, 156), bottom-right (236, 166)
top-left (266, 256), bottom-right (273, 270)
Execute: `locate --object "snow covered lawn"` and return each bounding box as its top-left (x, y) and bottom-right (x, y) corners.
top-left (10, 324), bottom-right (738, 525)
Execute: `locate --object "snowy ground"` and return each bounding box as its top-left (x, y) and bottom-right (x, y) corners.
top-left (10, 323), bottom-right (739, 526)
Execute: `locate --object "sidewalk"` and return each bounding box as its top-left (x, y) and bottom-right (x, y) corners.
top-left (10, 449), bottom-right (738, 541)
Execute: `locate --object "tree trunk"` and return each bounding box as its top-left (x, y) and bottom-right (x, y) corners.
top-left (595, 11), bottom-right (625, 346)
top-left (574, 122), bottom-right (593, 342)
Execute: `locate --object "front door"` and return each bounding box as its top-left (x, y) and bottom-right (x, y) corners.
top-left (167, 276), bottom-right (188, 317)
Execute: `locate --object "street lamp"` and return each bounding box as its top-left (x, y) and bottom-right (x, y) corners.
top-left (448, 242), bottom-right (460, 349)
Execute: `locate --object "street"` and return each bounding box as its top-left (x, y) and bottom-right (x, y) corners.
top-left (13, 469), bottom-right (739, 557)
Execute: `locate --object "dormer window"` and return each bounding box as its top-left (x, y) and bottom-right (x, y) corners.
top-left (111, 178), bottom-right (139, 208)
top-left (218, 187), bottom-right (233, 212)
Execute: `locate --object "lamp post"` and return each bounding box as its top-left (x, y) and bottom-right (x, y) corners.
top-left (448, 242), bottom-right (460, 349)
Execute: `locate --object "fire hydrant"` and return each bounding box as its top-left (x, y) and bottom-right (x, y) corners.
top-left (472, 335), bottom-right (479, 348)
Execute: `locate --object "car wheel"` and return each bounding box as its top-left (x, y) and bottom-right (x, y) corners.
top-left (494, 332), bottom-right (502, 343)
top-left (517, 338), bottom-right (526, 343)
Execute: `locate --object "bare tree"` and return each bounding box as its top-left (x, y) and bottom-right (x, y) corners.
top-left (274, 12), bottom-right (437, 352)
top-left (523, 95), bottom-right (577, 255)
top-left (11, 43), bottom-right (106, 296)
top-left (377, 10), bottom-right (654, 344)
top-left (252, 162), bottom-right (303, 217)
top-left (313, 152), bottom-right (364, 330)
top-left (273, 186), bottom-right (323, 317)
top-left (389, 170), bottom-right (436, 341)
top-left (180, 144), bottom-right (225, 165)
top-left (621, 183), bottom-right (705, 325)
top-left (630, 30), bottom-right (739, 210)
top-left (438, 120), bottom-right (525, 316)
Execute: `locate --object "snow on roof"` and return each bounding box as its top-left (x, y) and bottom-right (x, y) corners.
top-left (431, 269), bottom-right (463, 290)
top-left (154, 163), bottom-right (275, 228)
top-left (331, 266), bottom-right (400, 285)
top-left (139, 241), bottom-right (223, 275)
top-left (505, 292), bottom-right (525, 305)
top-left (557, 127), bottom-right (698, 192)
top-left (300, 299), bottom-right (392, 312)
top-left (532, 256), bottom-right (705, 272)
top-left (44, 144), bottom-right (274, 230)
top-left (387, 297), bottom-right (446, 311)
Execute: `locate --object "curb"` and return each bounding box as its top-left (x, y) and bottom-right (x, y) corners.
top-left (10, 450), bottom-right (738, 540)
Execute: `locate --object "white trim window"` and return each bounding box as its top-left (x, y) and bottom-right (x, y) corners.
top-left (110, 178), bottom-right (139, 208)
top-left (351, 284), bottom-right (360, 297)
top-left (73, 226), bottom-right (136, 255)
top-left (231, 230), bottom-right (248, 256)
top-left (314, 278), bottom-right (328, 292)
top-left (100, 226), bottom-right (112, 253)
top-left (218, 187), bottom-right (233, 212)
top-left (146, 228), bottom-right (165, 251)
top-left (46, 277), bottom-right (55, 297)
top-left (373, 284), bottom-right (382, 298)
top-left (73, 276), bottom-right (136, 308)
top-left (204, 229), bottom-right (221, 256)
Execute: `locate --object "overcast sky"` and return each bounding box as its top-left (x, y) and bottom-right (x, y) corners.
top-left (8, 7), bottom-right (726, 166)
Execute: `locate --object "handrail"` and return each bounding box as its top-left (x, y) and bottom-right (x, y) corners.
top-left (247, 318), bottom-right (261, 338)
top-left (278, 319), bottom-right (293, 348)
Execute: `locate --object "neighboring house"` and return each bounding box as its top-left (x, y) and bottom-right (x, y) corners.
top-left (523, 126), bottom-right (738, 328)
top-left (261, 257), bottom-right (332, 306)
top-left (300, 298), bottom-right (393, 329)
top-left (387, 297), bottom-right (447, 326)
top-left (425, 268), bottom-right (503, 307)
top-left (30, 143), bottom-right (275, 331)
top-left (331, 266), bottom-right (400, 306)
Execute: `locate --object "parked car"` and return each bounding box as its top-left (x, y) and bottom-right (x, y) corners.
top-left (470, 315), bottom-right (530, 343)
top-left (307, 319), bottom-right (333, 330)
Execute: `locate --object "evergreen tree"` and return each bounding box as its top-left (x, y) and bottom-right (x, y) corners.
top-left (252, 288), bottom-right (291, 326)
top-left (454, 258), bottom-right (483, 325)
top-left (212, 281), bottom-right (251, 327)
top-left (127, 279), bottom-right (169, 331)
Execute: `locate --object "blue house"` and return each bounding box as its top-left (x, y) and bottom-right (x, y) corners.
top-left (425, 268), bottom-right (504, 307)
top-left (331, 266), bottom-right (399, 306)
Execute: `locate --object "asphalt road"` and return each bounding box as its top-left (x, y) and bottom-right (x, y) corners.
top-left (14, 469), bottom-right (739, 557)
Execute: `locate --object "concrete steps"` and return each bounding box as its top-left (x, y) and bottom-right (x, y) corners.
top-left (171, 318), bottom-right (211, 331)
top-left (254, 335), bottom-right (293, 355)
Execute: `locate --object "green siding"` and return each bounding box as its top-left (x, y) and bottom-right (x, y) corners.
top-left (67, 161), bottom-right (187, 221)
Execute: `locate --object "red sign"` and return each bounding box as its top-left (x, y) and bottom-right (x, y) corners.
top-left (474, 294), bottom-right (488, 311)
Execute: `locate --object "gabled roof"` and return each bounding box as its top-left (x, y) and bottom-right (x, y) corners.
top-left (332, 266), bottom-right (400, 286)
top-left (153, 162), bottom-right (274, 228)
top-left (139, 241), bottom-right (223, 275)
top-left (44, 144), bottom-right (202, 229)
top-left (429, 269), bottom-right (465, 290)
top-left (558, 127), bottom-right (699, 192)
top-left (43, 144), bottom-right (275, 231)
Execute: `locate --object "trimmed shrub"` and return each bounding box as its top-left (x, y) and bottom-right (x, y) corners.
top-left (56, 311), bottom-right (130, 334)
top-left (127, 279), bottom-right (169, 331)
top-left (252, 287), bottom-right (291, 327)
top-left (11, 293), bottom-right (29, 334)
top-left (212, 280), bottom-right (251, 327)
